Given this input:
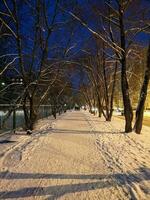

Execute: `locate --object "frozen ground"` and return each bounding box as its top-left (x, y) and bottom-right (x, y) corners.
top-left (0, 111), bottom-right (150, 200)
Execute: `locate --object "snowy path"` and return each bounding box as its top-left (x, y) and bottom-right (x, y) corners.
top-left (0, 111), bottom-right (150, 200)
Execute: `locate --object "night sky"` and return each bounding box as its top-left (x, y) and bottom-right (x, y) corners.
top-left (0, 0), bottom-right (150, 90)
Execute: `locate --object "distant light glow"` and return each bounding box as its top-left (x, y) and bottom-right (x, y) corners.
top-left (1, 82), bottom-right (5, 86)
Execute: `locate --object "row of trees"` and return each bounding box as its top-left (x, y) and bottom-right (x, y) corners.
top-left (0, 0), bottom-right (150, 134)
top-left (79, 41), bottom-right (150, 134)
top-left (0, 0), bottom-right (76, 130)
top-left (69, 0), bottom-right (150, 134)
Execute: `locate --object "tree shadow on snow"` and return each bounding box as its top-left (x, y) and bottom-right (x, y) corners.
top-left (0, 140), bottom-right (16, 144)
top-left (0, 167), bottom-right (150, 199)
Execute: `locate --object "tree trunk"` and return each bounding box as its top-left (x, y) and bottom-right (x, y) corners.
top-left (134, 43), bottom-right (150, 134)
top-left (29, 97), bottom-right (37, 130)
top-left (108, 61), bottom-right (118, 121)
top-left (52, 103), bottom-right (57, 119)
top-left (102, 44), bottom-right (110, 121)
top-left (119, 4), bottom-right (133, 132)
top-left (97, 95), bottom-right (102, 117)
top-left (23, 95), bottom-right (30, 130)
top-left (93, 93), bottom-right (96, 115)
top-left (121, 57), bottom-right (133, 132)
top-left (23, 95), bottom-right (37, 131)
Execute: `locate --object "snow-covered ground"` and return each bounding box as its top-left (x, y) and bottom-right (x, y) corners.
top-left (144, 110), bottom-right (150, 117)
top-left (0, 111), bottom-right (150, 200)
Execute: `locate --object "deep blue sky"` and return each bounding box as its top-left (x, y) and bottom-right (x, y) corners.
top-left (0, 0), bottom-right (149, 89)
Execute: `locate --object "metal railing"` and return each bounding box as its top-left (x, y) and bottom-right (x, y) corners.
top-left (0, 104), bottom-right (53, 134)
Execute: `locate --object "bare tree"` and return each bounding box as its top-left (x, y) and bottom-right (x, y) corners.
top-left (0, 0), bottom-right (76, 131)
top-left (63, 0), bottom-right (150, 132)
top-left (134, 42), bottom-right (150, 134)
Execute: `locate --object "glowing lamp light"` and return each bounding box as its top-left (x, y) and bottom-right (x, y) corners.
top-left (1, 82), bottom-right (5, 86)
